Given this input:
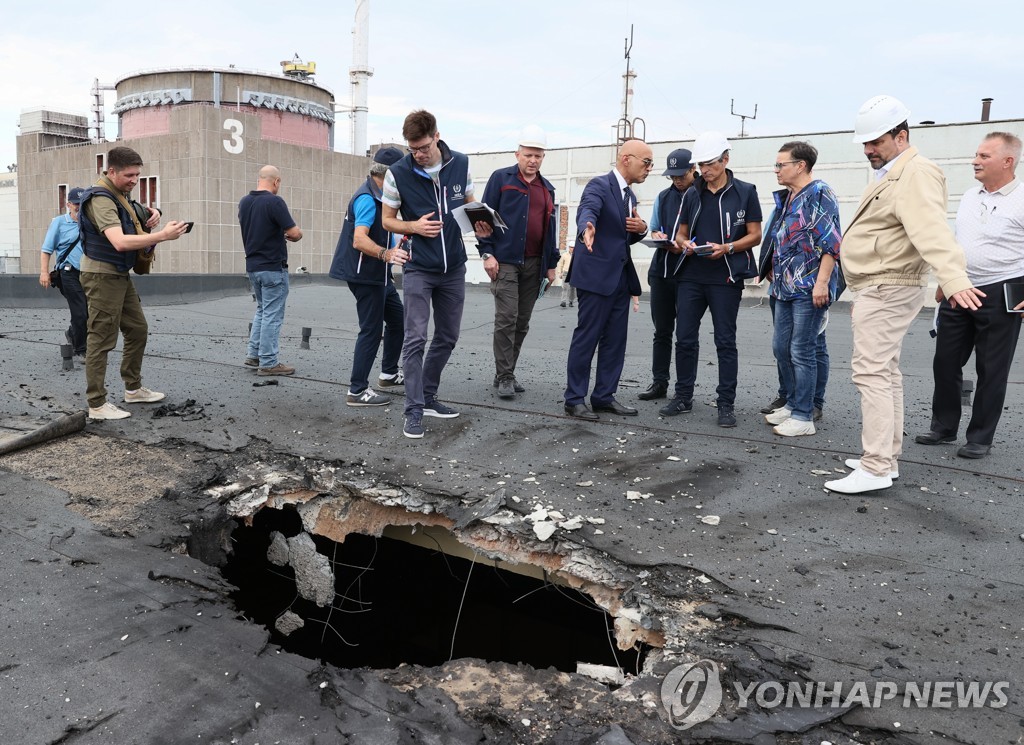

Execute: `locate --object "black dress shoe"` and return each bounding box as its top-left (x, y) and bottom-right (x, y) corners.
top-left (591, 400), bottom-right (638, 416)
top-left (638, 382), bottom-right (668, 401)
top-left (957, 442), bottom-right (990, 459)
top-left (564, 403), bottom-right (599, 420)
top-left (914, 430), bottom-right (956, 445)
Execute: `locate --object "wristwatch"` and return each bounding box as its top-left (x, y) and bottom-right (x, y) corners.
top-left (481, 253), bottom-right (493, 261)
top-left (727, 243), bottom-right (735, 254)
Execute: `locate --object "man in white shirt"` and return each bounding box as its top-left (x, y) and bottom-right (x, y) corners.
top-left (915, 132), bottom-right (1024, 459)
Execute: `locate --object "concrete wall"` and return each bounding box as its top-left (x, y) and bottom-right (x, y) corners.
top-left (17, 105), bottom-right (368, 276)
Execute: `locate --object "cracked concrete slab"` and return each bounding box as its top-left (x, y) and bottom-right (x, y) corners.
top-left (2, 283), bottom-right (1022, 743)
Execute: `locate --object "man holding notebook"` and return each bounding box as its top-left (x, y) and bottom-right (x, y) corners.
top-left (916, 132), bottom-right (1024, 459)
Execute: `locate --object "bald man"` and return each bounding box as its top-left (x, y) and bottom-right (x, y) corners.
top-left (563, 139), bottom-right (652, 419)
top-left (239, 165), bottom-right (303, 376)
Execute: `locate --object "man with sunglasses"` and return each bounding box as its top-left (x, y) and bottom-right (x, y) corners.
top-left (381, 110), bottom-right (491, 439)
top-left (638, 148), bottom-right (696, 402)
top-left (563, 139), bottom-right (651, 420)
top-left (670, 131), bottom-right (763, 428)
top-left (824, 95), bottom-right (983, 495)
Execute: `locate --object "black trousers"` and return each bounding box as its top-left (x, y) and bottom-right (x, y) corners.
top-left (930, 277), bottom-right (1023, 446)
top-left (57, 267), bottom-right (89, 355)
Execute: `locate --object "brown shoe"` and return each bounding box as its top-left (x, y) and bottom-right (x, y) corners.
top-left (257, 363), bottom-right (295, 376)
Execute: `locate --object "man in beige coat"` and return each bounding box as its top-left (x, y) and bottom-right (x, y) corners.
top-left (825, 95), bottom-right (984, 495)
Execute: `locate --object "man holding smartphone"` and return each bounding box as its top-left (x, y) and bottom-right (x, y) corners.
top-left (477, 125), bottom-right (559, 399)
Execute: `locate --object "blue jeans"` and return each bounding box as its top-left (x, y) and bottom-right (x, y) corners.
top-left (402, 265), bottom-right (466, 416)
top-left (771, 296), bottom-right (829, 410)
top-left (772, 295), bottom-right (826, 421)
top-left (348, 281), bottom-right (404, 394)
top-left (675, 281), bottom-right (742, 407)
top-left (247, 270), bottom-right (289, 367)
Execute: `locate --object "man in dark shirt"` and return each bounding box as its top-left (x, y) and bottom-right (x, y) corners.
top-left (477, 125), bottom-right (559, 399)
top-left (238, 165), bottom-right (303, 376)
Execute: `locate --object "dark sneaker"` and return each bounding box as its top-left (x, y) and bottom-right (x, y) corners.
top-left (718, 407), bottom-right (737, 428)
top-left (659, 396), bottom-right (692, 416)
top-left (497, 377), bottom-right (516, 399)
top-left (403, 414), bottom-right (424, 439)
top-left (423, 398), bottom-right (460, 418)
top-left (760, 396), bottom-right (787, 414)
top-left (244, 357), bottom-right (259, 367)
top-left (493, 376), bottom-right (525, 392)
top-left (346, 388), bottom-right (391, 407)
top-left (813, 407), bottom-right (823, 421)
top-left (378, 371), bottom-right (404, 389)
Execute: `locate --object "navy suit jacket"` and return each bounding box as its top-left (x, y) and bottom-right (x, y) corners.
top-left (567, 171), bottom-right (643, 297)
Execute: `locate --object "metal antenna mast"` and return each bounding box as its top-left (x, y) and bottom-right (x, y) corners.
top-left (615, 25), bottom-right (645, 145)
top-left (731, 98), bottom-right (758, 138)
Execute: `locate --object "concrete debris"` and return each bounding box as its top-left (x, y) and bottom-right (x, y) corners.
top-left (285, 532), bottom-right (335, 607)
top-left (700, 515), bottom-right (720, 526)
top-left (625, 491), bottom-right (651, 501)
top-left (226, 484), bottom-right (270, 517)
top-left (586, 517), bottom-right (606, 525)
top-left (696, 575), bottom-right (712, 584)
top-left (533, 521), bottom-right (557, 541)
top-left (266, 531), bottom-right (289, 566)
top-left (576, 662), bottom-right (625, 686)
top-left (275, 610), bottom-right (304, 635)
top-left (480, 509), bottom-right (518, 526)
top-left (547, 510), bottom-right (565, 521)
top-left (766, 528), bottom-right (779, 535)
top-left (810, 469), bottom-right (831, 475)
top-left (576, 480), bottom-right (593, 487)
top-left (666, 456), bottom-right (680, 461)
top-left (559, 516), bottom-right (584, 531)
top-left (152, 399), bottom-right (205, 420)
top-left (526, 507), bottom-right (549, 522)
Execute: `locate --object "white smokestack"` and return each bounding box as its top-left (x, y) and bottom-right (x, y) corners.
top-left (349, 0), bottom-right (373, 156)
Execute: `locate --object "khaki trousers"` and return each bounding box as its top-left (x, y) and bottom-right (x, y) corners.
top-left (80, 272), bottom-right (149, 408)
top-left (850, 284), bottom-right (926, 476)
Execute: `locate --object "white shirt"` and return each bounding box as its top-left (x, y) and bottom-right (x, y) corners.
top-left (955, 178), bottom-right (1024, 286)
top-left (612, 168), bottom-right (633, 212)
top-left (874, 149), bottom-right (908, 180)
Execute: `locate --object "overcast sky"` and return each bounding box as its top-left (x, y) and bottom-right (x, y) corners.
top-left (3, 0), bottom-right (1023, 170)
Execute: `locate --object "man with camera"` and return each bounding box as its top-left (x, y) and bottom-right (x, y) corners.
top-left (79, 146), bottom-right (188, 420)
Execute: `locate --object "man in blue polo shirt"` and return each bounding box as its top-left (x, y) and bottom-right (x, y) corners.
top-left (239, 165), bottom-right (303, 376)
top-left (40, 187), bottom-right (88, 358)
top-left (330, 147), bottom-right (410, 407)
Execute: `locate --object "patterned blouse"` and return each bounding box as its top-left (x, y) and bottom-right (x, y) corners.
top-left (767, 180), bottom-right (842, 302)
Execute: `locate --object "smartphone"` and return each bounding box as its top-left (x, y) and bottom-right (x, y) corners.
top-left (692, 243), bottom-right (714, 255)
top-left (183, 221), bottom-right (195, 233)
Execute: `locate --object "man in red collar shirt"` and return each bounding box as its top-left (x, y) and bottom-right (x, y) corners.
top-left (477, 125), bottom-right (560, 399)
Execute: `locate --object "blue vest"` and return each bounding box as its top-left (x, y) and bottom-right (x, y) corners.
top-left (650, 185), bottom-right (687, 278)
top-left (387, 141), bottom-right (469, 274)
top-left (79, 186), bottom-right (145, 272)
top-left (329, 177), bottom-right (393, 285)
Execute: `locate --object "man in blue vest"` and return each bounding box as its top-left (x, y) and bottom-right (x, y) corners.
top-left (381, 110), bottom-right (492, 439)
top-left (329, 147), bottom-right (410, 407)
top-left (477, 125), bottom-right (560, 399)
top-left (639, 148), bottom-right (696, 402)
top-left (78, 146), bottom-right (188, 420)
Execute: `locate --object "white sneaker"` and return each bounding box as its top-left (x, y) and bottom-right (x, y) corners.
top-left (773, 418), bottom-right (815, 437)
top-left (765, 406), bottom-right (793, 425)
top-left (124, 387), bottom-right (166, 404)
top-left (824, 468), bottom-right (893, 494)
top-left (844, 458), bottom-right (899, 479)
top-left (88, 402), bottom-right (132, 420)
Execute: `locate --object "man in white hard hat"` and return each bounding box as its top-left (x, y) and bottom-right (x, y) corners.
top-left (477, 125), bottom-right (560, 399)
top-left (670, 131), bottom-right (763, 428)
top-left (914, 132), bottom-right (1024, 460)
top-left (824, 95), bottom-right (984, 495)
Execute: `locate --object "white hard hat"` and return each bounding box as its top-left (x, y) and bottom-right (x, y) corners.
top-left (691, 131), bottom-right (731, 164)
top-left (518, 124), bottom-right (547, 149)
top-left (852, 95), bottom-right (911, 143)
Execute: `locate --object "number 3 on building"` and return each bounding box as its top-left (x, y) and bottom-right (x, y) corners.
top-left (224, 119), bottom-right (244, 154)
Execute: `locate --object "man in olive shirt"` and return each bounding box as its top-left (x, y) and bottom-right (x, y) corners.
top-left (78, 146), bottom-right (187, 420)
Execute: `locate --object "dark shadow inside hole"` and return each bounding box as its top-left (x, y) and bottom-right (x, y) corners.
top-left (223, 507), bottom-right (646, 673)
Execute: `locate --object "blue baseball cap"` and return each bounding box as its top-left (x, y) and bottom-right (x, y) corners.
top-left (373, 147), bottom-right (403, 166)
top-left (67, 187), bottom-right (86, 204)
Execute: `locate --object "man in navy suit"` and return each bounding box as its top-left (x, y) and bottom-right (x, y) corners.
top-left (563, 139), bottom-right (653, 419)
